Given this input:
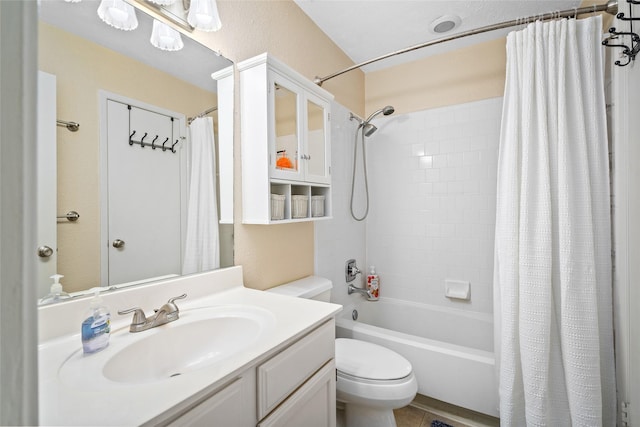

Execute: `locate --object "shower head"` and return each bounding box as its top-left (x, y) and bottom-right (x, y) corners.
top-left (360, 105), bottom-right (394, 137)
top-left (364, 105), bottom-right (395, 124)
top-left (363, 123), bottom-right (378, 137)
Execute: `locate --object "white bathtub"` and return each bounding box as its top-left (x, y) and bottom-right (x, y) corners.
top-left (335, 297), bottom-right (499, 417)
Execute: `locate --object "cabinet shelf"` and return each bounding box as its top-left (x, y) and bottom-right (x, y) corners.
top-left (268, 182), bottom-right (331, 223)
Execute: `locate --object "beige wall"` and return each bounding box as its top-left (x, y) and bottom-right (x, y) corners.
top-left (365, 37), bottom-right (507, 117)
top-left (190, 0), bottom-right (365, 290)
top-left (39, 23), bottom-right (216, 292)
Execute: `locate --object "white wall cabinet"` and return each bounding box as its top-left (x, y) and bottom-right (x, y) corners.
top-left (159, 320), bottom-right (336, 427)
top-left (239, 53), bottom-right (334, 224)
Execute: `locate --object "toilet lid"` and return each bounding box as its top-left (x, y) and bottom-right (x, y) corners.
top-left (335, 338), bottom-right (412, 380)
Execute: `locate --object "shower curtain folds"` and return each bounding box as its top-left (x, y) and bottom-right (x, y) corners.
top-left (494, 15), bottom-right (616, 427)
top-left (182, 117), bottom-right (220, 275)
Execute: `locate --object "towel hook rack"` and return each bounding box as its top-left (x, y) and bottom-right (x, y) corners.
top-left (604, 0), bottom-right (640, 66)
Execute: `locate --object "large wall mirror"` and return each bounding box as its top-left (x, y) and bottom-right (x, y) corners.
top-left (37, 0), bottom-right (233, 302)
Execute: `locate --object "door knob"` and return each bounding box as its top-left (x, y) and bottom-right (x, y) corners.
top-left (37, 246), bottom-right (54, 258)
top-left (112, 239), bottom-right (125, 249)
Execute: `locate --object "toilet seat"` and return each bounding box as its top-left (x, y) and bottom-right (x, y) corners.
top-left (335, 338), bottom-right (412, 380)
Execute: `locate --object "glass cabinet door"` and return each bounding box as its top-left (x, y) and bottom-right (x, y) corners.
top-left (273, 81), bottom-right (301, 178)
top-left (306, 99), bottom-right (325, 178)
top-left (304, 95), bottom-right (330, 184)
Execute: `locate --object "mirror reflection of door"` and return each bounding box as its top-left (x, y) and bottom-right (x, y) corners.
top-left (104, 99), bottom-right (184, 286)
top-left (36, 71), bottom-right (58, 296)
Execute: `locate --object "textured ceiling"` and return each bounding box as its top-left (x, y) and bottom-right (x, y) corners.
top-left (294, 0), bottom-right (583, 73)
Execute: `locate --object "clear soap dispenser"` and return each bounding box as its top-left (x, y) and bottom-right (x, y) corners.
top-left (39, 274), bottom-right (71, 305)
top-left (81, 288), bottom-right (111, 354)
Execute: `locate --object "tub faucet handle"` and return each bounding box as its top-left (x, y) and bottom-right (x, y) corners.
top-left (346, 259), bottom-right (362, 282)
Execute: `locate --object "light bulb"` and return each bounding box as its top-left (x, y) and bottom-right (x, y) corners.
top-left (150, 20), bottom-right (184, 51)
top-left (187, 0), bottom-right (221, 32)
top-left (97, 0), bottom-right (138, 31)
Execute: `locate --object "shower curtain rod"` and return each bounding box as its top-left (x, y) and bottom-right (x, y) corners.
top-left (314, 0), bottom-right (619, 86)
top-left (188, 106), bottom-right (218, 125)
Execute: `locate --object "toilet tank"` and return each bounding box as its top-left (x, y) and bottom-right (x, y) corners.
top-left (267, 276), bottom-right (333, 302)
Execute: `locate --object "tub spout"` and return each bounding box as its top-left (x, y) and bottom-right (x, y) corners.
top-left (348, 283), bottom-right (376, 301)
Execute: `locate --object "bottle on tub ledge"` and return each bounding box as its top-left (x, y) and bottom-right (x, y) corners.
top-left (366, 266), bottom-right (380, 300)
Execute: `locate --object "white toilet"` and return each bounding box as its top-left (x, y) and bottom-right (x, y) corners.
top-left (268, 276), bottom-right (418, 427)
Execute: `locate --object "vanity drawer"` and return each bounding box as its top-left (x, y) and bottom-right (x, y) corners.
top-left (257, 319), bottom-right (335, 419)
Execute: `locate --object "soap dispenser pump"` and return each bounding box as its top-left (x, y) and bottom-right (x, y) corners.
top-left (39, 274), bottom-right (71, 305)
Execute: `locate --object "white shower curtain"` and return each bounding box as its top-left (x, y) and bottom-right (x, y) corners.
top-left (494, 15), bottom-right (616, 426)
top-left (182, 117), bottom-right (220, 274)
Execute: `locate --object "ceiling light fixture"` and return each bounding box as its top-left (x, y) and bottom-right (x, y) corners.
top-left (150, 19), bottom-right (184, 51)
top-left (187, 0), bottom-right (222, 32)
top-left (429, 15), bottom-right (461, 34)
top-left (97, 0), bottom-right (139, 31)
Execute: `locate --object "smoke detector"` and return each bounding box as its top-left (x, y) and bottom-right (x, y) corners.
top-left (430, 15), bottom-right (461, 34)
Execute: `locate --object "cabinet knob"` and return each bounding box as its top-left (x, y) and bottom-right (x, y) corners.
top-left (112, 239), bottom-right (125, 249)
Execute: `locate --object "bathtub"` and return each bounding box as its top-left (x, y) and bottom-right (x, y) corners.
top-left (335, 297), bottom-right (499, 417)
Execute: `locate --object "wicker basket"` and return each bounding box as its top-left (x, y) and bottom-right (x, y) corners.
top-left (311, 195), bottom-right (326, 217)
top-left (291, 195), bottom-right (309, 218)
top-left (271, 194), bottom-right (285, 220)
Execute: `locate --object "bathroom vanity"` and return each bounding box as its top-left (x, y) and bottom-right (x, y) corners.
top-left (38, 266), bottom-right (341, 426)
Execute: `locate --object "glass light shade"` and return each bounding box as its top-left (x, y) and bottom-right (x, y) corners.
top-left (64, 0), bottom-right (82, 3)
top-left (97, 0), bottom-right (138, 31)
top-left (150, 20), bottom-right (184, 51)
top-left (187, 0), bottom-right (222, 32)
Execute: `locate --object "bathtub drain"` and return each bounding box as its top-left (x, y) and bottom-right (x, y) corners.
top-left (352, 309), bottom-right (358, 321)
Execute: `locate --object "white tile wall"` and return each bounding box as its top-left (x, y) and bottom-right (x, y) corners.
top-left (315, 102), bottom-right (366, 309)
top-left (315, 98), bottom-right (502, 315)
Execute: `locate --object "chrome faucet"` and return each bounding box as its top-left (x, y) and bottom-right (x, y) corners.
top-left (347, 283), bottom-right (376, 301)
top-left (118, 294), bottom-right (187, 333)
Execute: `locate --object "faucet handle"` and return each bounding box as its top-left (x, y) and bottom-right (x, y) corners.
top-left (117, 307), bottom-right (147, 325)
top-left (167, 293), bottom-right (187, 305)
top-left (162, 294), bottom-right (187, 314)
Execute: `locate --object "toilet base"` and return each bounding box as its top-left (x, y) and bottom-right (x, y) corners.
top-left (344, 402), bottom-right (397, 427)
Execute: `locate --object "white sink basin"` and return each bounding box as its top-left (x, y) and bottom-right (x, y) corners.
top-left (58, 305), bottom-right (276, 388)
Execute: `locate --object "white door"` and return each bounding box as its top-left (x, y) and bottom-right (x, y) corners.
top-left (36, 71), bottom-right (57, 297)
top-left (106, 100), bottom-right (182, 286)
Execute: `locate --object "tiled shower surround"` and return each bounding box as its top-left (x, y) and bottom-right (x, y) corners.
top-left (316, 97), bottom-right (502, 314)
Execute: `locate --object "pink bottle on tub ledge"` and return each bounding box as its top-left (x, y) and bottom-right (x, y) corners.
top-left (366, 266), bottom-right (380, 300)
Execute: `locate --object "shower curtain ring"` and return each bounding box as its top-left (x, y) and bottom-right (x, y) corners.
top-left (129, 130), bottom-right (136, 146)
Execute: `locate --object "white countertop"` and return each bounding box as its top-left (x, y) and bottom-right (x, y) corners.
top-left (38, 267), bottom-right (342, 426)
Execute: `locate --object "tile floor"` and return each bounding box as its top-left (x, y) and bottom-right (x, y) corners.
top-left (337, 396), bottom-right (500, 427)
top-left (394, 405), bottom-right (467, 427)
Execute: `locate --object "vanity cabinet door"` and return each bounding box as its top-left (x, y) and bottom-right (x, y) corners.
top-left (257, 360), bottom-right (336, 427)
top-left (167, 376), bottom-right (252, 427)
